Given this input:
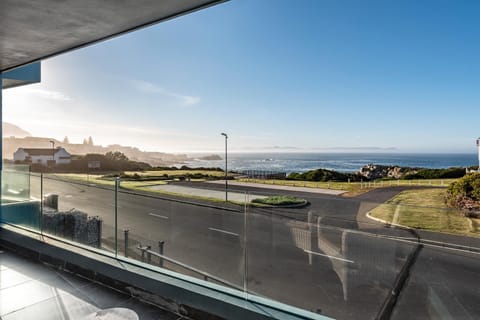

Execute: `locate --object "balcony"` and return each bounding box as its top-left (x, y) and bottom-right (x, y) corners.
top-left (2, 1), bottom-right (480, 319)
top-left (1, 165), bottom-right (480, 319)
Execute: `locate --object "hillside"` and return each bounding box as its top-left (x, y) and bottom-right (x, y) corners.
top-left (1, 123), bottom-right (192, 166)
top-left (2, 136), bottom-right (190, 166)
top-left (3, 122), bottom-right (31, 138)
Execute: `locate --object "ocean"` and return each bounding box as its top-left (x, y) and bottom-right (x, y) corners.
top-left (182, 153), bottom-right (478, 174)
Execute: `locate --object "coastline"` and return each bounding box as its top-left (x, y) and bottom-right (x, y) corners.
top-left (179, 152), bottom-right (478, 174)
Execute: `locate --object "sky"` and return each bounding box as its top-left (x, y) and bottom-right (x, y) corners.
top-left (3, 0), bottom-right (480, 153)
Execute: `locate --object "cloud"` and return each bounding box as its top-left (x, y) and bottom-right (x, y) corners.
top-left (131, 79), bottom-right (200, 106)
top-left (24, 88), bottom-right (71, 101)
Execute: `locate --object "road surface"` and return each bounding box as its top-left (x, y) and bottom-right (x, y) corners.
top-left (30, 176), bottom-right (480, 320)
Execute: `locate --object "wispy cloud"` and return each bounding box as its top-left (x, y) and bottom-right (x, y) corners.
top-left (24, 88), bottom-right (71, 101)
top-left (131, 79), bottom-right (200, 106)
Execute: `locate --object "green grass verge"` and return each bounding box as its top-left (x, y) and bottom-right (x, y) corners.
top-left (124, 170), bottom-right (229, 178)
top-left (53, 173), bottom-right (246, 206)
top-left (369, 188), bottom-right (480, 237)
top-left (54, 174), bottom-right (115, 186)
top-left (252, 195), bottom-right (306, 206)
top-left (238, 178), bottom-right (458, 197)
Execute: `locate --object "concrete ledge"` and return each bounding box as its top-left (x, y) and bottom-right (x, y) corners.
top-left (0, 225), bottom-right (331, 320)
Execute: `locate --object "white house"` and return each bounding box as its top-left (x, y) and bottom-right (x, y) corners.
top-left (13, 147), bottom-right (72, 166)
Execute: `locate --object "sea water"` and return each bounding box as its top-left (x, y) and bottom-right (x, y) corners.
top-left (182, 153), bottom-right (478, 173)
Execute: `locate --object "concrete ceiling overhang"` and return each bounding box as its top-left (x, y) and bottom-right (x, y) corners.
top-left (0, 0), bottom-right (226, 72)
top-left (2, 62), bottom-right (41, 89)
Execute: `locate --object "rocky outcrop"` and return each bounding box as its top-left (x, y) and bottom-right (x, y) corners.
top-left (358, 164), bottom-right (417, 180)
top-left (199, 154), bottom-right (222, 160)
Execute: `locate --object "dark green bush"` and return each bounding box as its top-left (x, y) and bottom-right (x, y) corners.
top-left (252, 195), bottom-right (306, 206)
top-left (446, 173), bottom-right (480, 207)
top-left (287, 168), bottom-right (362, 182)
top-left (403, 167), bottom-right (465, 180)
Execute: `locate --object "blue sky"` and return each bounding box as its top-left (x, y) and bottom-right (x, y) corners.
top-left (3, 0), bottom-right (480, 153)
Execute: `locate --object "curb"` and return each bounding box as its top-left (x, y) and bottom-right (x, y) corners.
top-left (118, 188), bottom-right (242, 213)
top-left (250, 200), bottom-right (309, 209)
top-left (366, 212), bottom-right (480, 254)
top-left (366, 212), bottom-right (412, 230)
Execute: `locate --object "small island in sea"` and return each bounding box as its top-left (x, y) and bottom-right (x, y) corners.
top-left (198, 154), bottom-right (222, 161)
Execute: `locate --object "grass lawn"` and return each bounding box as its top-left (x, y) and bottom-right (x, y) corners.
top-left (369, 188), bottom-right (480, 237)
top-left (54, 173), bottom-right (115, 186)
top-left (53, 173), bottom-right (168, 188)
top-left (124, 170), bottom-right (229, 178)
top-left (237, 178), bottom-right (457, 197)
top-left (53, 173), bottom-right (246, 206)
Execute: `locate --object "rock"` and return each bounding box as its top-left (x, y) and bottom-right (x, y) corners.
top-left (199, 154), bottom-right (222, 160)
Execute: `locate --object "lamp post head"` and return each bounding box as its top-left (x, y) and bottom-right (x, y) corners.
top-left (221, 133), bottom-right (228, 139)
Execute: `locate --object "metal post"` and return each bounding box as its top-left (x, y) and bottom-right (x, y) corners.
top-left (40, 173), bottom-right (43, 234)
top-left (141, 245), bottom-right (145, 262)
top-left (124, 229), bottom-right (129, 257)
top-left (307, 210), bottom-right (314, 265)
top-left (243, 192), bottom-right (248, 295)
top-left (221, 132), bottom-right (228, 202)
top-left (49, 140), bottom-right (55, 167)
top-left (147, 245), bottom-right (152, 264)
top-left (97, 219), bottom-right (102, 249)
top-left (158, 241), bottom-right (164, 267)
top-left (114, 177), bottom-right (119, 257)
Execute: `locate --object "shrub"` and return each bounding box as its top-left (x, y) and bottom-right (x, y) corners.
top-left (252, 195), bottom-right (306, 206)
top-left (445, 173), bottom-right (480, 216)
top-left (287, 168), bottom-right (362, 182)
top-left (403, 167), bottom-right (466, 180)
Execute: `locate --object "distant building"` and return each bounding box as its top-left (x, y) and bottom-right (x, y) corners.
top-left (13, 147), bottom-right (72, 166)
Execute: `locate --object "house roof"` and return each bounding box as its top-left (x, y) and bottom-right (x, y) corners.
top-left (20, 148), bottom-right (69, 156)
top-left (0, 0), bottom-right (226, 72)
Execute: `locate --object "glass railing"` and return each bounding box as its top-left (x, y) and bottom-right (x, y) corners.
top-left (1, 165), bottom-right (41, 230)
top-left (2, 164), bottom-right (31, 203)
top-left (2, 168), bottom-right (480, 319)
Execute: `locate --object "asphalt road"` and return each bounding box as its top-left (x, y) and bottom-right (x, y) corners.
top-left (31, 176), bottom-right (480, 320)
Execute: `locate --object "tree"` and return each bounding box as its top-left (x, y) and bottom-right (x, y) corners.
top-left (63, 136), bottom-right (70, 144)
top-left (88, 136), bottom-right (94, 145)
top-left (105, 151), bottom-right (129, 162)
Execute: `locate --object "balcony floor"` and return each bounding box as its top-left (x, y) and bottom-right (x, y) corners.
top-left (0, 248), bottom-right (183, 320)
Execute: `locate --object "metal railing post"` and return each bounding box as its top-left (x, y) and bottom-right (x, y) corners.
top-left (114, 177), bottom-right (119, 257)
top-left (124, 229), bottom-right (129, 257)
top-left (243, 192), bottom-right (248, 296)
top-left (146, 245), bottom-right (152, 264)
top-left (158, 241), bottom-right (164, 267)
top-left (141, 245), bottom-right (145, 262)
top-left (40, 173), bottom-right (43, 235)
top-left (97, 219), bottom-right (102, 249)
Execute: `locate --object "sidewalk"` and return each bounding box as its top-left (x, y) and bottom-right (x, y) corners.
top-left (205, 180), bottom-right (346, 195)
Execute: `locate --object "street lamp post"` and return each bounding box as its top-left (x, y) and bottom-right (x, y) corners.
top-left (221, 133), bottom-right (228, 202)
top-left (49, 140), bottom-right (55, 167)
